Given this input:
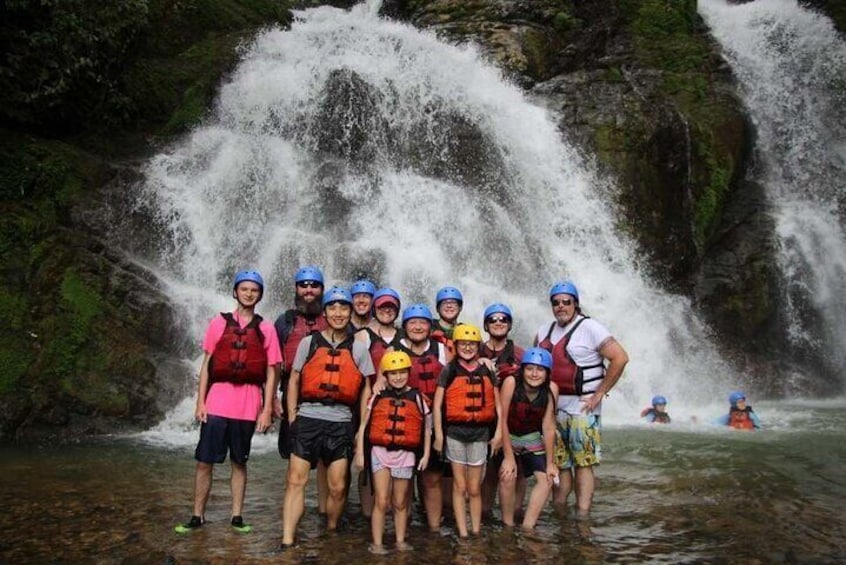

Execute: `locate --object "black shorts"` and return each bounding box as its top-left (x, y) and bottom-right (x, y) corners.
top-left (195, 415), bottom-right (256, 465)
top-left (289, 416), bottom-right (355, 469)
top-left (490, 449), bottom-right (546, 477)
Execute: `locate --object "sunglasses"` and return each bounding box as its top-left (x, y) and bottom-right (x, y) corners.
top-left (297, 281), bottom-right (322, 289)
top-left (551, 298), bottom-right (574, 307)
top-left (486, 316), bottom-right (510, 324)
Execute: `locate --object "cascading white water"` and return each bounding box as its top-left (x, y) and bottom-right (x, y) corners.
top-left (700, 0), bottom-right (846, 384)
top-left (138, 2), bottom-right (737, 446)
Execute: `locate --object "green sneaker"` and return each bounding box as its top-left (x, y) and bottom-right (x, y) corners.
top-left (174, 515), bottom-right (204, 534)
top-left (231, 515), bottom-right (252, 534)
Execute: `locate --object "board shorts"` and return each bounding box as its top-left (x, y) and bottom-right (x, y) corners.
top-left (195, 414), bottom-right (256, 465)
top-left (554, 412), bottom-right (601, 469)
top-left (289, 416), bottom-right (355, 468)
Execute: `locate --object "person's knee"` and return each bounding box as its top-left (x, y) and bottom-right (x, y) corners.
top-left (196, 461), bottom-right (213, 475)
top-left (422, 472), bottom-right (441, 489)
top-left (286, 467), bottom-right (310, 489)
top-left (374, 492), bottom-right (391, 511)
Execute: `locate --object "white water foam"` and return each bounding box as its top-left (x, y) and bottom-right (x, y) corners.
top-left (137, 3), bottom-right (738, 446)
top-left (699, 0), bottom-right (846, 383)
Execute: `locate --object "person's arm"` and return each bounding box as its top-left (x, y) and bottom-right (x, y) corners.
top-left (433, 386), bottom-right (445, 453)
top-left (257, 362), bottom-right (275, 433)
top-left (272, 364), bottom-right (283, 419)
top-left (583, 338), bottom-right (628, 413)
top-left (750, 411), bottom-right (762, 429)
top-left (195, 353), bottom-right (212, 422)
top-left (286, 368), bottom-right (300, 424)
top-left (418, 399), bottom-right (432, 471)
top-left (542, 391), bottom-right (559, 484)
top-left (357, 376), bottom-right (373, 446)
top-left (354, 402), bottom-right (372, 471)
top-left (498, 377), bottom-right (517, 480)
top-left (490, 379), bottom-right (503, 453)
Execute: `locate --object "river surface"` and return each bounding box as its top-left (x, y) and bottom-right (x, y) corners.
top-left (2, 399), bottom-right (844, 564)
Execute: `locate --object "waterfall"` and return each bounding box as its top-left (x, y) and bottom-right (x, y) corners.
top-left (699, 0), bottom-right (846, 385)
top-left (136, 3), bottom-right (737, 445)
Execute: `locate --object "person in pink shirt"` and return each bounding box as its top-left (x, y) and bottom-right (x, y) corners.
top-left (175, 270), bottom-right (281, 534)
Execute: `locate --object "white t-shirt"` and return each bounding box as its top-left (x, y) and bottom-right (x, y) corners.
top-left (535, 315), bottom-right (612, 416)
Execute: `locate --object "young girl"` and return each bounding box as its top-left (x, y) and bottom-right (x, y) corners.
top-left (498, 347), bottom-right (559, 529)
top-left (433, 324), bottom-right (502, 538)
top-left (355, 351), bottom-right (431, 554)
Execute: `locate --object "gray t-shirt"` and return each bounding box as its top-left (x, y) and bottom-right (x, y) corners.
top-left (292, 333), bottom-right (375, 422)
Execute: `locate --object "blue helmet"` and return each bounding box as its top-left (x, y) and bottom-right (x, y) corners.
top-left (373, 287), bottom-right (401, 308)
top-left (322, 286), bottom-right (352, 308)
top-left (483, 303), bottom-right (513, 321)
top-left (402, 304), bottom-right (434, 324)
top-left (294, 265), bottom-right (324, 285)
top-left (729, 391), bottom-right (746, 406)
top-left (521, 347), bottom-right (552, 370)
top-left (436, 286), bottom-right (463, 305)
top-left (350, 279), bottom-right (377, 296)
top-left (652, 395), bottom-right (667, 406)
top-left (549, 281), bottom-right (579, 302)
top-left (233, 270), bottom-right (264, 292)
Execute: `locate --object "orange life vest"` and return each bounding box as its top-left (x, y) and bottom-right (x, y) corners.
top-left (444, 363), bottom-right (497, 425)
top-left (367, 388), bottom-right (426, 451)
top-left (209, 313), bottom-right (267, 385)
top-left (299, 332), bottom-right (364, 406)
top-left (397, 339), bottom-right (444, 404)
top-left (729, 407), bottom-right (755, 430)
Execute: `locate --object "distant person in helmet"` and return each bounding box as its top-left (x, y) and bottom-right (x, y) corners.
top-left (479, 302), bottom-right (525, 516)
top-left (280, 286), bottom-right (375, 549)
top-left (350, 279), bottom-right (377, 330)
top-left (641, 396), bottom-right (671, 424)
top-left (433, 323), bottom-right (502, 538)
top-left (499, 348), bottom-right (559, 529)
top-left (354, 350), bottom-right (432, 555)
top-left (535, 280), bottom-right (629, 516)
top-left (175, 270), bottom-right (281, 535)
top-left (431, 286), bottom-right (463, 357)
top-left (716, 391), bottom-right (761, 430)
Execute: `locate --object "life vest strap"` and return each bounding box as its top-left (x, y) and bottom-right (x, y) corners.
top-left (325, 363), bottom-right (341, 372)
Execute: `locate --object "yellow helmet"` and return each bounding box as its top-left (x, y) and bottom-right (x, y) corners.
top-left (380, 350), bottom-right (412, 373)
top-left (452, 323), bottom-right (482, 342)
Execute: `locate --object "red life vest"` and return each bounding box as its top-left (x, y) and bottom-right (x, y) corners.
top-left (299, 332), bottom-right (364, 407)
top-left (367, 388), bottom-right (426, 451)
top-left (431, 319), bottom-right (456, 359)
top-left (397, 339), bottom-right (444, 404)
top-left (538, 317), bottom-right (605, 396)
top-left (479, 340), bottom-right (524, 383)
top-left (360, 327), bottom-right (401, 384)
top-left (444, 363), bottom-right (497, 426)
top-left (640, 407), bottom-right (671, 424)
top-left (278, 310), bottom-right (328, 375)
top-left (209, 313), bottom-right (268, 385)
top-left (504, 375), bottom-right (550, 436)
top-left (729, 407), bottom-right (755, 430)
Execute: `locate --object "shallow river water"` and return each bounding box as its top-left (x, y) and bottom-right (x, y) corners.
top-left (2, 399), bottom-right (844, 564)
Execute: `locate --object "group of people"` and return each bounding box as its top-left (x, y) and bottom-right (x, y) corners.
top-left (175, 265), bottom-right (630, 553)
top-left (640, 392), bottom-right (762, 429)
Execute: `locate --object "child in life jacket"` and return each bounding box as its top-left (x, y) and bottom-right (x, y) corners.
top-left (716, 391), bottom-right (761, 430)
top-left (355, 350), bottom-right (431, 554)
top-left (641, 395), bottom-right (671, 424)
top-left (498, 347), bottom-right (559, 529)
top-left (433, 324), bottom-right (502, 538)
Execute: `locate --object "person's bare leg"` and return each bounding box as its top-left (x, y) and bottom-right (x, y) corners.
top-left (422, 469), bottom-right (443, 531)
top-left (325, 458), bottom-right (350, 530)
top-left (192, 462), bottom-right (213, 518)
top-left (281, 455), bottom-right (311, 545)
top-left (230, 462), bottom-right (247, 517)
top-left (466, 465), bottom-right (484, 535)
top-left (574, 466), bottom-right (595, 516)
top-left (521, 471), bottom-right (551, 529)
top-left (450, 462), bottom-right (469, 538)
top-left (392, 478), bottom-right (412, 545)
top-left (370, 469), bottom-right (391, 548)
top-left (498, 471), bottom-right (517, 526)
top-left (317, 460), bottom-right (328, 514)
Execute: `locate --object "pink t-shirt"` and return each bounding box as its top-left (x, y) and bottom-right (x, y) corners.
top-left (202, 311), bottom-right (282, 421)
